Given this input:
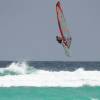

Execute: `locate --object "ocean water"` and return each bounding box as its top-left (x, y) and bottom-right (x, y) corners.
top-left (0, 61), bottom-right (100, 100)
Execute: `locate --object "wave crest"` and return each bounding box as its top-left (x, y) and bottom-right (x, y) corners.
top-left (0, 62), bottom-right (36, 75)
top-left (0, 62), bottom-right (100, 87)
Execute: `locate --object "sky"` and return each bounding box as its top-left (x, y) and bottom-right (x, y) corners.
top-left (0, 0), bottom-right (100, 61)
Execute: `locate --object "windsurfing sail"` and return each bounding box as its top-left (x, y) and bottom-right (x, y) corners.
top-left (56, 1), bottom-right (72, 56)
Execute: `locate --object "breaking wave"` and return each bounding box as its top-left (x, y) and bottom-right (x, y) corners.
top-left (0, 62), bottom-right (100, 87)
top-left (0, 62), bottom-right (36, 75)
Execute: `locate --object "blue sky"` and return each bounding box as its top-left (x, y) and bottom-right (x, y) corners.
top-left (0, 0), bottom-right (100, 61)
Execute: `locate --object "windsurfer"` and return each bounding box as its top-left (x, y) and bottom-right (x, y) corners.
top-left (56, 36), bottom-right (67, 47)
top-left (56, 36), bottom-right (72, 48)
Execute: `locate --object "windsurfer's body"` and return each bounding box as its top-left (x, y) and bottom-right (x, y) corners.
top-left (56, 35), bottom-right (71, 48)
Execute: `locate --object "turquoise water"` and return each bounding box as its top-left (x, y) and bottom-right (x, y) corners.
top-left (0, 87), bottom-right (100, 100)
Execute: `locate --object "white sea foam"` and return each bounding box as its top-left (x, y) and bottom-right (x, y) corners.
top-left (91, 98), bottom-right (98, 100)
top-left (0, 62), bottom-right (100, 87)
top-left (0, 62), bottom-right (35, 75)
